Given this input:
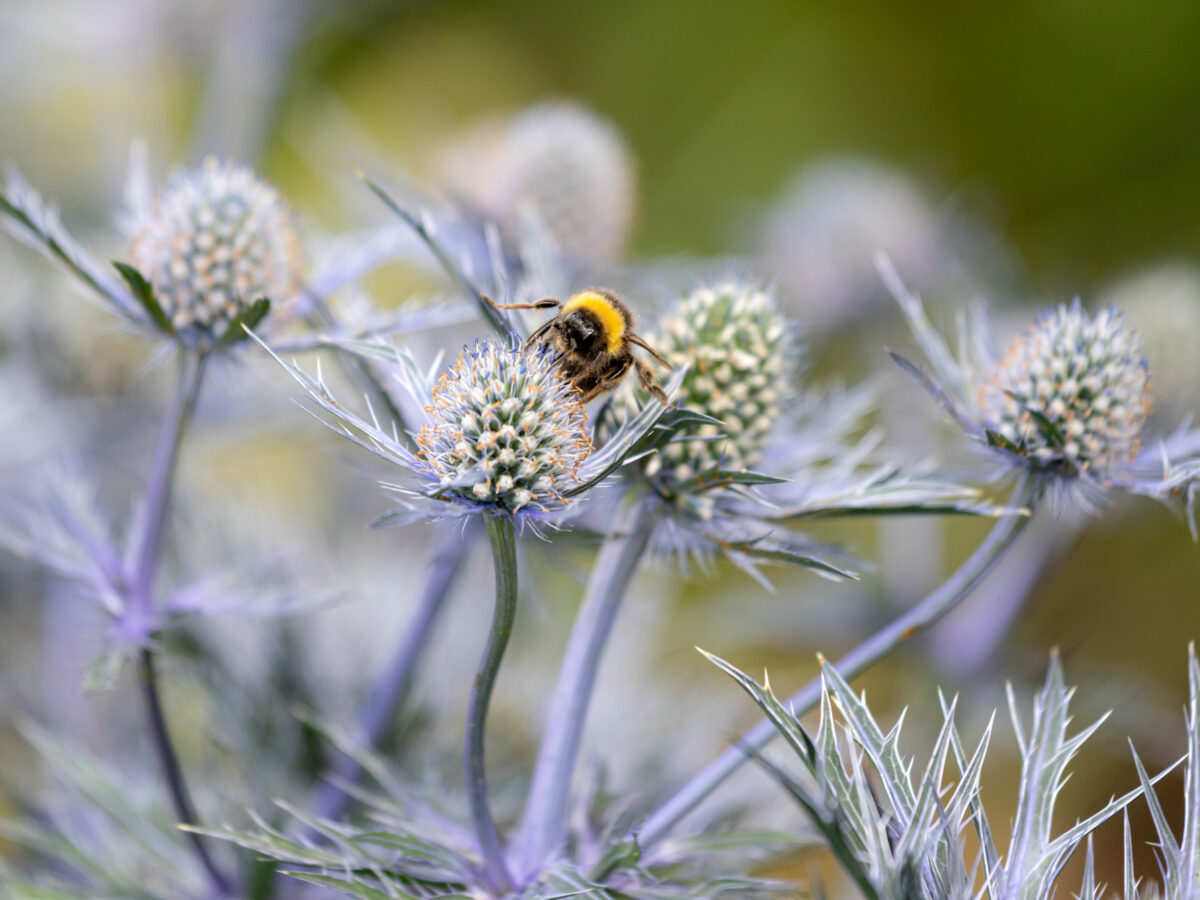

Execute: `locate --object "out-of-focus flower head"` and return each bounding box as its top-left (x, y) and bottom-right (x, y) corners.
top-left (760, 157), bottom-right (947, 332)
top-left (1098, 263), bottom-right (1200, 426)
top-left (441, 101), bottom-right (636, 269)
top-left (881, 256), bottom-right (1200, 518)
top-left (265, 332), bottom-right (684, 530)
top-left (2, 150), bottom-right (433, 358)
top-left (598, 279), bottom-right (1002, 584)
top-left (128, 156), bottom-right (303, 346)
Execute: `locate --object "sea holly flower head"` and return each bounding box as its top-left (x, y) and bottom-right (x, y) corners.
top-left (601, 281), bottom-right (789, 501)
top-left (2, 152), bottom-right (421, 356)
top-left (881, 255), bottom-right (1200, 519)
top-left (415, 338), bottom-right (592, 513)
top-left (263, 331), bottom-right (685, 528)
top-left (127, 157), bottom-right (303, 348)
top-left (642, 282), bottom-right (787, 485)
top-left (978, 302), bottom-right (1152, 478)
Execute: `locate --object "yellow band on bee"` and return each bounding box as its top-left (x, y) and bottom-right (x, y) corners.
top-left (564, 291), bottom-right (625, 354)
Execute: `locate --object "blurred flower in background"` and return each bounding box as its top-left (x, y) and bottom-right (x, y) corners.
top-left (760, 158), bottom-right (949, 332)
top-left (1098, 263), bottom-right (1200, 428)
top-left (441, 102), bottom-right (636, 271)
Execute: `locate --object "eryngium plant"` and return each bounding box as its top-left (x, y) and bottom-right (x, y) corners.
top-left (128, 156), bottom-right (303, 345)
top-left (706, 648), bottom-right (1180, 900)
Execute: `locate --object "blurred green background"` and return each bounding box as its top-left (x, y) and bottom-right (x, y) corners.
top-left (4, 0), bottom-right (1200, 893)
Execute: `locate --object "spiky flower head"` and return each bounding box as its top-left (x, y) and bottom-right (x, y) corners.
top-left (443, 102), bottom-right (635, 265)
top-left (977, 301), bottom-right (1151, 477)
top-left (128, 157), bottom-right (302, 344)
top-left (416, 337), bottom-right (592, 513)
top-left (605, 282), bottom-right (787, 490)
top-left (762, 158), bottom-right (941, 331)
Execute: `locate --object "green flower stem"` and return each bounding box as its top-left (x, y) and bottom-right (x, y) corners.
top-left (469, 514), bottom-right (519, 893)
top-left (637, 473), bottom-right (1041, 850)
top-left (129, 350), bottom-right (209, 629)
top-left (138, 649), bottom-right (234, 897)
top-left (313, 523), bottom-right (473, 821)
top-left (515, 496), bottom-right (658, 880)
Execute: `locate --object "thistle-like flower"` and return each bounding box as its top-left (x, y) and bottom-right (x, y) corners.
top-left (415, 338), bottom-right (592, 513)
top-left (266, 332), bottom-right (682, 527)
top-left (128, 157), bottom-right (303, 346)
top-left (881, 256), bottom-right (1200, 517)
top-left (978, 302), bottom-right (1151, 477)
top-left (2, 152), bottom-right (419, 355)
top-left (442, 101), bottom-right (636, 267)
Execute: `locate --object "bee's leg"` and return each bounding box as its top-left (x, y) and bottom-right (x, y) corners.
top-left (634, 358), bottom-right (670, 405)
top-left (484, 296), bottom-right (562, 311)
top-left (628, 333), bottom-right (670, 367)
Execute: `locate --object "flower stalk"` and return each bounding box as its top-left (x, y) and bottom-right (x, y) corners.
top-left (469, 514), bottom-right (520, 893)
top-left (515, 494), bottom-right (659, 880)
top-left (313, 523), bottom-right (473, 821)
top-left (637, 472), bottom-right (1041, 849)
top-left (138, 649), bottom-right (233, 897)
top-left (128, 350), bottom-right (208, 634)
top-left (125, 350), bottom-right (234, 896)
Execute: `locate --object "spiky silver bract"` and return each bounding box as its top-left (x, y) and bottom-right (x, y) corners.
top-left (979, 301), bottom-right (1151, 477)
top-left (416, 338), bottom-right (592, 514)
top-left (443, 101), bottom-right (636, 266)
top-left (706, 647), bottom-right (1178, 900)
top-left (129, 157), bottom-right (302, 344)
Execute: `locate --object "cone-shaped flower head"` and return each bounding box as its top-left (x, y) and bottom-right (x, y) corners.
top-left (977, 301), bottom-right (1151, 477)
top-left (443, 102), bottom-right (635, 265)
top-left (605, 282), bottom-right (788, 487)
top-left (129, 157), bottom-right (302, 344)
top-left (416, 337), bottom-right (593, 513)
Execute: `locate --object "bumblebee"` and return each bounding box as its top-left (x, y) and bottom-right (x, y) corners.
top-left (488, 289), bottom-right (670, 404)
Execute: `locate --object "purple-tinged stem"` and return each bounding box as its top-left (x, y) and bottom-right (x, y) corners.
top-left (514, 497), bottom-right (657, 880)
top-left (313, 523), bottom-right (473, 820)
top-left (139, 649), bottom-right (234, 897)
top-left (637, 473), bottom-right (1040, 850)
top-left (128, 350), bottom-right (208, 632)
top-left (468, 514), bottom-right (519, 894)
top-left (125, 350), bottom-right (232, 895)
